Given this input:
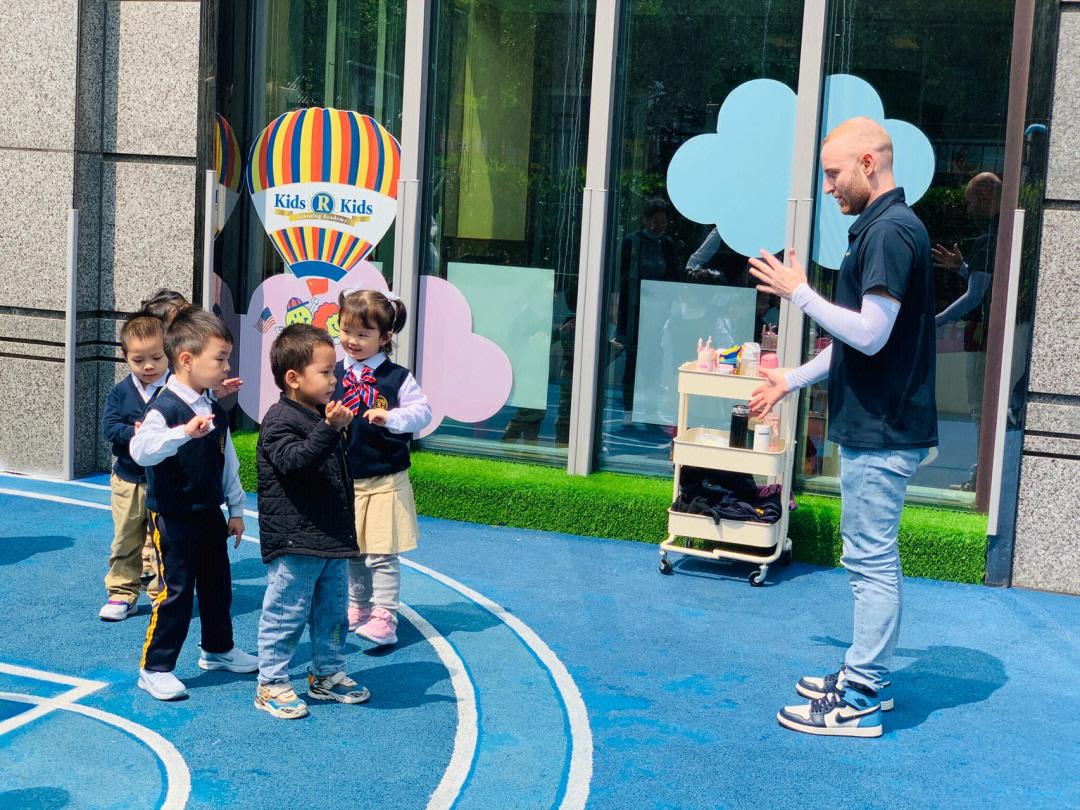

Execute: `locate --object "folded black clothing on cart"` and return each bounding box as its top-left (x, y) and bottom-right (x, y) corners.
top-left (672, 467), bottom-right (782, 525)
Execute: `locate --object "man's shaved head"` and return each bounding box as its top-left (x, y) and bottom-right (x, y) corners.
top-left (820, 117), bottom-right (897, 216)
top-left (822, 117), bottom-right (894, 172)
top-left (965, 172), bottom-right (1002, 219)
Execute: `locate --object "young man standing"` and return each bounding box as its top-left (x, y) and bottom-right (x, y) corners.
top-left (749, 117), bottom-right (938, 737)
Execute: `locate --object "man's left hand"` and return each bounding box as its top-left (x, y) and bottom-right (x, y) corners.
top-left (748, 249), bottom-right (808, 300)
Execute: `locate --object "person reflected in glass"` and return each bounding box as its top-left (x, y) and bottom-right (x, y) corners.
top-left (615, 198), bottom-right (681, 428)
top-left (933, 172), bottom-right (1001, 491)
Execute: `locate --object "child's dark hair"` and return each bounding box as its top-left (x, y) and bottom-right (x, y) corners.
top-left (164, 307), bottom-right (233, 366)
top-left (119, 314), bottom-right (165, 356)
top-left (270, 324), bottom-right (335, 392)
top-left (140, 289), bottom-right (191, 326)
top-left (337, 289), bottom-right (407, 341)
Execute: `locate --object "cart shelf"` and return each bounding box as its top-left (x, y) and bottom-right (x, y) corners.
top-left (672, 428), bottom-right (788, 478)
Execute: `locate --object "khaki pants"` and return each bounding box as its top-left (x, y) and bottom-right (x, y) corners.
top-left (105, 475), bottom-right (153, 603)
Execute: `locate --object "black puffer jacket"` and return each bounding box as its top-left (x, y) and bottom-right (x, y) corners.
top-left (256, 396), bottom-right (358, 563)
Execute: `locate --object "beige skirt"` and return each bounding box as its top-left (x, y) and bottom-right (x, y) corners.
top-left (353, 470), bottom-right (420, 555)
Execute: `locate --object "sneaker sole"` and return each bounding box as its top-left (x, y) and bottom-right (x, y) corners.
top-left (199, 660), bottom-right (258, 674)
top-left (254, 699), bottom-right (308, 719)
top-left (354, 629), bottom-right (397, 646)
top-left (776, 711), bottom-right (882, 737)
top-left (308, 687), bottom-right (371, 704)
top-left (795, 683), bottom-right (894, 711)
top-left (137, 678), bottom-right (187, 701)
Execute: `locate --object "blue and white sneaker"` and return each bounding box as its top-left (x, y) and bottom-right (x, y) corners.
top-left (778, 684), bottom-right (883, 738)
top-left (797, 669), bottom-right (894, 711)
top-left (255, 681), bottom-right (308, 719)
top-left (307, 671), bottom-right (370, 704)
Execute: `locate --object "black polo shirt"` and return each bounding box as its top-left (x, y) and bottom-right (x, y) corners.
top-left (827, 187), bottom-right (938, 450)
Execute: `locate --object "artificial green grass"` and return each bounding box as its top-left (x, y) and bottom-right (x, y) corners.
top-left (233, 431), bottom-right (988, 584)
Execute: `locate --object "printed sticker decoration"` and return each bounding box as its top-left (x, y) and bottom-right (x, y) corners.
top-left (245, 108), bottom-right (402, 281)
top-left (212, 114), bottom-right (242, 236)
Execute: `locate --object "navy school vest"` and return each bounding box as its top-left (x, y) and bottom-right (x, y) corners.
top-left (144, 389), bottom-right (229, 515)
top-left (334, 359), bottom-right (412, 479)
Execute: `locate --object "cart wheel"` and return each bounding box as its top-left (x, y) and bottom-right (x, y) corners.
top-left (779, 549), bottom-right (792, 567)
top-left (748, 569), bottom-right (766, 587)
top-left (659, 557), bottom-right (673, 576)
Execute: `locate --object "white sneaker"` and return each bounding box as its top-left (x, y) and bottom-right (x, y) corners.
top-left (199, 647), bottom-right (258, 673)
top-left (138, 669), bottom-right (187, 701)
top-left (99, 599), bottom-right (138, 622)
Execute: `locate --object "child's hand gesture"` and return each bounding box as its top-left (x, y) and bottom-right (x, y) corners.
top-left (214, 378), bottom-right (244, 399)
top-left (325, 400), bottom-right (354, 431)
top-left (227, 517), bottom-right (245, 549)
top-left (184, 414), bottom-right (215, 438)
top-left (363, 408), bottom-right (390, 426)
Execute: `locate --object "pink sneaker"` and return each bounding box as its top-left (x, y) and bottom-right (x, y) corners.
top-left (354, 608), bottom-right (398, 646)
top-left (347, 605), bottom-right (372, 632)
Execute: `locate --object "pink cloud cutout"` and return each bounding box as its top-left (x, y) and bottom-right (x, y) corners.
top-left (415, 275), bottom-right (512, 438)
top-left (237, 263), bottom-right (388, 423)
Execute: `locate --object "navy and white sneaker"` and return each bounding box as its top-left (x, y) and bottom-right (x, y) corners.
top-left (778, 684), bottom-right (883, 738)
top-left (796, 669), bottom-right (894, 711)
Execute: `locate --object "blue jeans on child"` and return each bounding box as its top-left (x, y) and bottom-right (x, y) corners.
top-left (257, 555), bottom-right (347, 685)
top-left (839, 446), bottom-right (928, 692)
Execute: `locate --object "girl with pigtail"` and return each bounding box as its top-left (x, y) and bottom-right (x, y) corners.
top-left (333, 288), bottom-right (432, 646)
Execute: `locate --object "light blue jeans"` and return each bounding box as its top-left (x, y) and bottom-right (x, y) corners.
top-left (257, 555), bottom-right (347, 685)
top-left (839, 446), bottom-right (929, 692)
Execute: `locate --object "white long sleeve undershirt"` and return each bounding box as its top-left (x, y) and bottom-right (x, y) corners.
top-left (791, 283), bottom-right (900, 356)
top-left (785, 344), bottom-right (832, 391)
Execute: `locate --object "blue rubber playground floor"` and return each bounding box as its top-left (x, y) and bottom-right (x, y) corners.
top-left (1, 471), bottom-right (1079, 810)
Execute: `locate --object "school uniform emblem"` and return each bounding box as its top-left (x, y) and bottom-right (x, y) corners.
top-left (375, 395), bottom-right (389, 410)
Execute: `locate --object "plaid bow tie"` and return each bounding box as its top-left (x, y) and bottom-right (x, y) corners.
top-left (341, 366), bottom-right (377, 415)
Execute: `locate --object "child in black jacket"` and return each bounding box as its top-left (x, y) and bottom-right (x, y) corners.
top-left (255, 324), bottom-right (370, 719)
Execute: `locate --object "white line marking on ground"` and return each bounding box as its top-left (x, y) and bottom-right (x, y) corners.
top-left (402, 560), bottom-right (594, 810)
top-left (0, 689), bottom-right (191, 810)
top-left (3, 479), bottom-right (595, 810)
top-left (0, 471), bottom-right (112, 491)
top-left (0, 488), bottom-right (111, 511)
top-left (0, 663), bottom-right (107, 736)
top-left (399, 605), bottom-right (479, 810)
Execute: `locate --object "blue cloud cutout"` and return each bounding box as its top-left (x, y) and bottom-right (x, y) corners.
top-left (667, 74), bottom-right (935, 270)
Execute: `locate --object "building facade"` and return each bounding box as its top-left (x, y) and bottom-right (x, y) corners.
top-left (2, 0), bottom-right (1079, 592)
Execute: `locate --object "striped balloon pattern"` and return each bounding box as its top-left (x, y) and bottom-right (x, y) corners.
top-left (212, 114), bottom-right (242, 236)
top-left (246, 108), bottom-right (401, 281)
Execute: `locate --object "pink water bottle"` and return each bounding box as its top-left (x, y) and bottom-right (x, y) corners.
top-left (696, 337), bottom-right (716, 372)
top-left (759, 352), bottom-right (778, 377)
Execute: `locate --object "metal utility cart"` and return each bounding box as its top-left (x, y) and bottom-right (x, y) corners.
top-left (659, 362), bottom-right (799, 586)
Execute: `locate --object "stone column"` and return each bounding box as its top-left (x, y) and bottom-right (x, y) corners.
top-left (0, 1), bottom-right (202, 478)
top-left (1012, 4), bottom-right (1080, 594)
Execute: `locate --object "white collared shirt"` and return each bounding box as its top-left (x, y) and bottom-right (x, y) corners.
top-left (343, 352), bottom-right (432, 434)
top-left (129, 376), bottom-right (246, 517)
top-left (131, 370), bottom-right (170, 404)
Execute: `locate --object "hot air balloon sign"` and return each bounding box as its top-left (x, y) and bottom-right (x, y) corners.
top-left (245, 108), bottom-right (401, 281)
top-left (212, 114), bottom-right (242, 236)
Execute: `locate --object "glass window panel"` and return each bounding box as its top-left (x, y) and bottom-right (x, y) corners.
top-left (798, 0), bottom-right (1016, 508)
top-left (216, 0), bottom-right (406, 312)
top-left (596, 0), bottom-right (804, 475)
top-left (418, 0), bottom-right (595, 463)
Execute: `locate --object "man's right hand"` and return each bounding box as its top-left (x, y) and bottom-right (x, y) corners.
top-left (184, 414), bottom-right (215, 438)
top-left (932, 243), bottom-right (964, 272)
top-left (749, 368), bottom-right (790, 418)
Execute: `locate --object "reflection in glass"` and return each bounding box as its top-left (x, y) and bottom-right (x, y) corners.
top-left (799, 0), bottom-right (1016, 507)
top-left (419, 0), bottom-right (594, 463)
top-left (597, 0), bottom-right (803, 475)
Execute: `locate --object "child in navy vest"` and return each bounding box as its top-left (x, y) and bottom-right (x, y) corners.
top-left (334, 288), bottom-right (432, 646)
top-left (99, 315), bottom-right (170, 621)
top-left (130, 308), bottom-right (256, 701)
